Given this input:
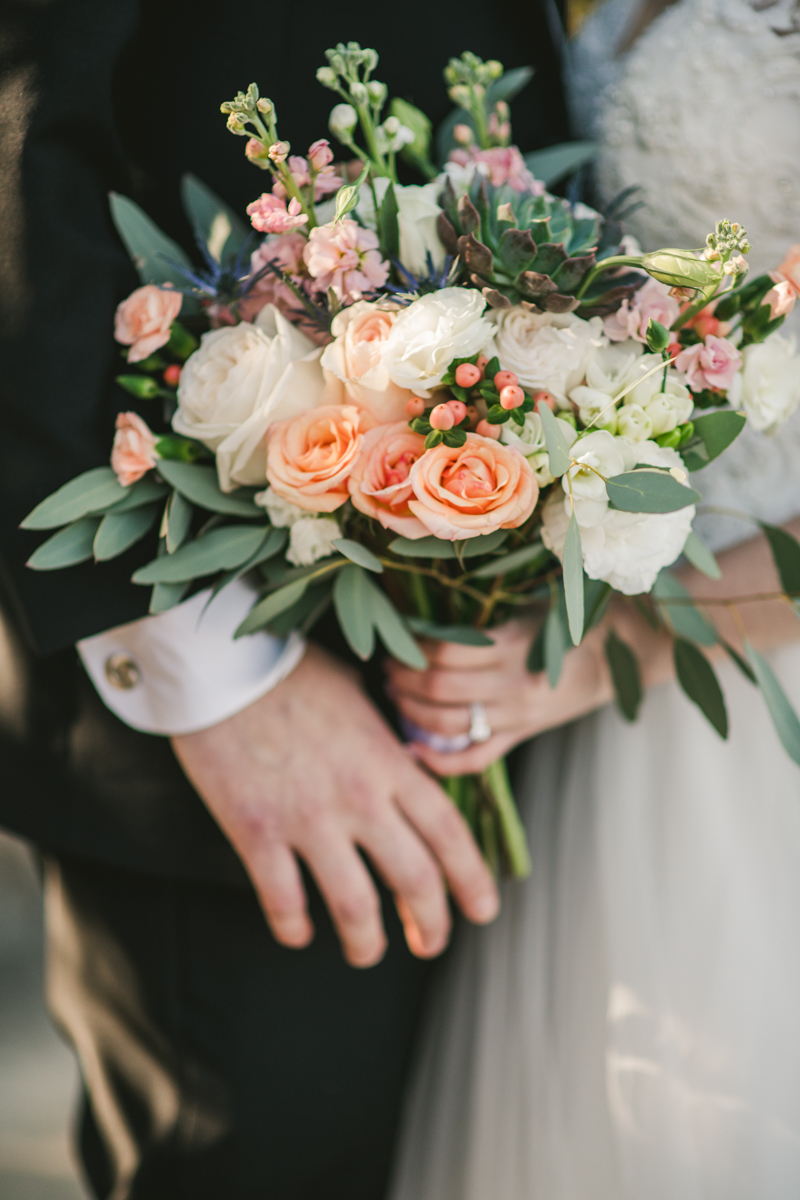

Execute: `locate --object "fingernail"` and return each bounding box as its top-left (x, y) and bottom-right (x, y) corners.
top-left (472, 892), bottom-right (500, 923)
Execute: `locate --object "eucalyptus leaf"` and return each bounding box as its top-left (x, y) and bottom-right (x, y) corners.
top-left (745, 639), bottom-right (800, 766)
top-left (180, 173), bottom-right (250, 262)
top-left (563, 511), bottom-right (584, 645)
top-left (721, 639), bottom-right (757, 684)
top-left (693, 410), bottom-right (746, 461)
top-left (166, 489), bottom-right (194, 554)
top-left (536, 401), bottom-right (572, 476)
top-left (156, 460), bottom-right (261, 516)
top-left (208, 527), bottom-right (289, 601)
top-left (27, 517), bottom-right (102, 570)
top-left (653, 570), bottom-right (717, 646)
top-left (132, 526), bottom-right (268, 583)
top-left (93, 504), bottom-right (158, 562)
top-left (682, 531), bottom-right (721, 579)
top-left (22, 467), bottom-right (127, 530)
top-left (674, 638), bottom-right (728, 738)
top-left (109, 192), bottom-right (197, 310)
top-left (471, 540), bottom-right (547, 578)
top-left (406, 619), bottom-right (494, 646)
top-left (379, 183), bottom-right (400, 262)
top-left (333, 565), bottom-right (375, 660)
top-left (105, 476), bottom-right (170, 513)
top-left (235, 577), bottom-right (309, 637)
top-left (604, 629), bottom-right (643, 721)
top-left (332, 539), bottom-right (383, 573)
top-left (266, 582), bottom-right (332, 638)
top-left (487, 65), bottom-right (534, 106)
top-left (606, 470), bottom-right (700, 513)
top-left (584, 579), bottom-right (612, 631)
top-left (149, 581), bottom-right (190, 614)
top-left (544, 590), bottom-right (569, 688)
top-left (761, 523), bottom-right (800, 597)
top-left (524, 140), bottom-right (597, 187)
top-left (368, 585), bottom-right (428, 669)
top-left (389, 535), bottom-right (457, 560)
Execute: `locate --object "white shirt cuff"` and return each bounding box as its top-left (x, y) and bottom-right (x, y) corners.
top-left (77, 578), bottom-right (305, 736)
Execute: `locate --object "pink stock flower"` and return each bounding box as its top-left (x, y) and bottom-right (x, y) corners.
top-left (765, 278), bottom-right (797, 319)
top-left (246, 193), bottom-right (309, 234)
top-left (237, 232), bottom-right (313, 322)
top-left (303, 220), bottom-right (389, 302)
top-left (348, 422), bottom-right (429, 538)
top-left (308, 139), bottom-right (334, 171)
top-left (245, 138), bottom-right (269, 165)
top-left (448, 144), bottom-right (543, 194)
top-left (114, 285), bottom-right (182, 363)
top-left (604, 279), bottom-right (680, 344)
top-left (772, 245), bottom-right (800, 297)
top-left (272, 153), bottom-right (341, 202)
top-left (110, 412), bottom-right (157, 486)
top-left (675, 334), bottom-right (742, 393)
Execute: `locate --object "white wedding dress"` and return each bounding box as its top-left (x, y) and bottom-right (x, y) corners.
top-left (389, 3), bottom-right (800, 1197)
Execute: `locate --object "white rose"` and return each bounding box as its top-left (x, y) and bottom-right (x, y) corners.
top-left (491, 307), bottom-right (606, 403)
top-left (381, 288), bottom-right (492, 398)
top-left (542, 436), bottom-right (695, 594)
top-left (320, 301), bottom-right (411, 422)
top-left (356, 179), bottom-right (446, 278)
top-left (253, 486), bottom-right (306, 527)
top-left (174, 306), bottom-right (333, 492)
top-left (286, 517), bottom-right (340, 566)
top-left (728, 335), bottom-right (800, 433)
top-left (500, 411), bottom-right (577, 485)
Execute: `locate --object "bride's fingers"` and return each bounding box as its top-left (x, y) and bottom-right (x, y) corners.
top-left (412, 730), bottom-right (526, 776)
top-left (388, 663), bottom-right (529, 706)
top-left (395, 693), bottom-right (510, 739)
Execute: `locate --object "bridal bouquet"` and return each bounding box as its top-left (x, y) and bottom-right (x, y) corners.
top-left (23, 45), bottom-right (800, 876)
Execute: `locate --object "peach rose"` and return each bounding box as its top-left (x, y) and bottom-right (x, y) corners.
top-left (266, 404), bottom-right (376, 513)
top-left (408, 433), bottom-right (538, 540)
top-left (110, 411), bottom-right (157, 486)
top-left (348, 422), bottom-right (428, 538)
top-left (774, 245), bottom-right (800, 297)
top-left (114, 285), bottom-right (182, 363)
top-left (321, 301), bottom-right (413, 422)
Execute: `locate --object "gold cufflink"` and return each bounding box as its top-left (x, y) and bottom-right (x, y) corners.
top-left (104, 653), bottom-right (141, 690)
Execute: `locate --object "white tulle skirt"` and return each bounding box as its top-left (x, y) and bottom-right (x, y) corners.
top-left (389, 642), bottom-right (800, 1200)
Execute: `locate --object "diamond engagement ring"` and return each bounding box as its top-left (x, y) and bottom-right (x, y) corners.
top-left (468, 702), bottom-right (492, 744)
top-left (401, 701), bottom-right (493, 754)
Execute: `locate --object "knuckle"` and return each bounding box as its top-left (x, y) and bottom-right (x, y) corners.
top-left (334, 889), bottom-right (379, 929)
top-left (401, 859), bottom-right (441, 899)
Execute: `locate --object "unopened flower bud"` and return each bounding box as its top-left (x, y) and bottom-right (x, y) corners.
top-left (362, 47), bottom-right (379, 72)
top-left (765, 278), bottom-right (796, 319)
top-left (495, 100), bottom-right (509, 118)
top-left (329, 103), bottom-right (358, 139)
top-left (454, 123), bottom-right (474, 146)
top-left (382, 115), bottom-right (400, 136)
top-left (163, 364), bottom-right (181, 387)
top-left (446, 399), bottom-right (467, 423)
top-left (227, 113), bottom-right (247, 135)
top-left (367, 80), bottom-right (388, 107)
top-left (449, 85), bottom-right (471, 108)
top-left (455, 362), bottom-right (481, 388)
top-left (485, 60), bottom-right (503, 79)
top-left (316, 67), bottom-right (338, 89)
top-left (256, 97), bottom-right (273, 115)
top-left (349, 80), bottom-right (368, 104)
top-left (476, 419), bottom-right (501, 440)
top-left (641, 249), bottom-right (721, 290)
top-left (429, 403), bottom-right (455, 431)
top-left (476, 355), bottom-right (490, 378)
top-left (307, 139), bottom-right (333, 170)
top-left (245, 138), bottom-right (269, 163)
top-left (268, 141), bottom-right (290, 164)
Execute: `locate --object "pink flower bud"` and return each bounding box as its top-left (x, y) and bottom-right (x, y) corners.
top-left (476, 419), bottom-right (501, 440)
top-left (446, 399), bottom-right (467, 423)
top-left (405, 397), bottom-right (425, 418)
top-left (245, 138), bottom-right (268, 162)
top-left (268, 141), bottom-right (290, 164)
top-left (163, 364), bottom-right (181, 387)
top-left (532, 390), bottom-right (556, 411)
top-left (494, 369), bottom-right (518, 390)
top-left (500, 385), bottom-right (525, 410)
top-left (454, 362), bottom-right (481, 388)
top-left (429, 404), bottom-right (455, 431)
top-left (765, 278), bottom-right (796, 319)
top-left (454, 124), bottom-right (474, 147)
top-left (308, 139), bottom-right (334, 171)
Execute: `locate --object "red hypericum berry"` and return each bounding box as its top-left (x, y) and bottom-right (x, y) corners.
top-left (532, 390), bottom-right (557, 411)
top-left (494, 369), bottom-right (518, 390)
top-left (454, 362), bottom-right (481, 388)
top-left (163, 364), bottom-right (182, 387)
top-left (476, 418), bottom-right (501, 440)
top-left (500, 384), bottom-right (525, 410)
top-left (446, 399), bottom-right (467, 423)
top-left (476, 355), bottom-right (490, 379)
top-left (405, 397), bottom-right (425, 418)
top-left (429, 403), bottom-right (455, 431)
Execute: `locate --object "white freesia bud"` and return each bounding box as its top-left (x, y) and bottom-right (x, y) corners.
top-left (616, 403), bottom-right (652, 441)
top-left (329, 103), bottom-right (358, 139)
top-left (367, 80), bottom-right (388, 107)
top-left (317, 67), bottom-right (338, 89)
top-left (349, 80), bottom-right (369, 104)
top-left (286, 517), bottom-right (340, 566)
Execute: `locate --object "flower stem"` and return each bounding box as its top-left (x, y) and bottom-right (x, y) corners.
top-left (481, 758), bottom-right (531, 878)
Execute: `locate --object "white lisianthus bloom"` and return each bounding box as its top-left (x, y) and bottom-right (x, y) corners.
top-left (356, 178), bottom-right (447, 277)
top-left (500, 411), bottom-right (578, 485)
top-left (570, 341), bottom-right (643, 429)
top-left (286, 517), bottom-right (340, 566)
top-left (623, 353), bottom-right (693, 434)
top-left (616, 403), bottom-right (652, 441)
top-left (382, 288), bottom-right (493, 398)
top-left (728, 335), bottom-right (800, 432)
top-left (174, 306), bottom-right (333, 492)
top-left (253, 485), bottom-right (306, 527)
top-left (491, 307), bottom-right (606, 404)
top-left (542, 432), bottom-right (695, 594)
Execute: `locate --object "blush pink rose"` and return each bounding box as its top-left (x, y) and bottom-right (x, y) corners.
top-left (110, 411), bottom-right (157, 486)
top-left (765, 278), bottom-right (796, 319)
top-left (604, 279), bottom-right (680, 343)
top-left (320, 301), bottom-right (413, 421)
top-left (266, 404), bottom-right (376, 513)
top-left (408, 433), bottom-right (538, 541)
top-left (348, 422), bottom-right (428, 538)
top-left (448, 145), bottom-right (543, 194)
top-left (246, 193), bottom-right (309, 234)
top-left (114, 285), bottom-right (182, 363)
top-left (773, 245), bottom-right (800, 297)
top-left (675, 334), bottom-right (742, 393)
top-left (303, 220), bottom-right (389, 302)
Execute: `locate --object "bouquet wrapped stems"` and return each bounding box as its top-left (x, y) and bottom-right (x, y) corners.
top-left (443, 761), bottom-right (531, 879)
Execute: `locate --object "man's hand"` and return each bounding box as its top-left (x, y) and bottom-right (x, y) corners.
top-left (172, 644), bottom-right (499, 967)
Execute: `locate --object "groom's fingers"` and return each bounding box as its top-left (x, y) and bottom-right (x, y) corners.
top-left (299, 830), bottom-right (388, 968)
top-left (249, 841), bottom-right (314, 949)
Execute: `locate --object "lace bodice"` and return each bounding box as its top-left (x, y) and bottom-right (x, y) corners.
top-left (569, 0), bottom-right (800, 550)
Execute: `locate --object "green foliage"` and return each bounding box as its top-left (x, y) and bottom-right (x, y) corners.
top-left (149, 581), bottom-right (190, 613)
top-left (133, 526), bottom-right (268, 583)
top-left (563, 511), bottom-right (584, 646)
top-left (389, 98), bottom-right (436, 179)
top-left (523, 141), bottom-right (597, 188)
top-left (108, 193), bottom-right (197, 311)
top-left (93, 505), bottom-right (159, 561)
top-left (673, 638), bottom-right (728, 738)
top-left (165, 489), bottom-right (193, 553)
top-left (604, 629), bottom-right (643, 721)
top-left (180, 173), bottom-right (250, 263)
top-left (334, 565), bottom-right (426, 667)
top-left (470, 540), bottom-right (547, 578)
top-left (537, 400), bottom-right (572, 476)
top-left (681, 410), bottom-right (746, 473)
top-left (379, 182), bottom-right (400, 261)
top-left (761, 523), bottom-right (800, 598)
top-left (544, 587), bottom-right (569, 688)
top-left (606, 470), bottom-right (700, 513)
top-left (682, 531), bottom-right (721, 579)
top-left (105, 476), bottom-right (169, 513)
top-left (406, 618), bottom-right (494, 646)
top-left (116, 374), bottom-right (163, 400)
top-left (236, 576), bottom-right (310, 636)
top-left (389, 530), bottom-right (508, 560)
top-left (332, 538), bottom-right (383, 573)
top-left (744, 639), bottom-right (800, 765)
top-left (653, 570), bottom-right (717, 646)
top-left (155, 461), bottom-right (261, 516)
top-left (22, 467), bottom-right (127, 530)
top-left (27, 517), bottom-right (102, 570)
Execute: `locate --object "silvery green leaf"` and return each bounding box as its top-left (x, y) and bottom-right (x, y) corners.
top-left (604, 630), bottom-right (642, 721)
top-left (166, 489), bottom-right (193, 554)
top-left (93, 504), bottom-right (158, 562)
top-left (524, 140), bottom-right (597, 187)
top-left (180, 174), bottom-right (250, 262)
top-left (682, 531), bottom-right (721, 579)
top-left (745, 639), bottom-right (800, 765)
top-left (536, 401), bottom-right (572, 476)
top-left (332, 539), bottom-right (383, 573)
top-left (105, 476), bottom-right (169, 513)
top-left (156, 461), bottom-right (261, 516)
top-left (606, 470), bottom-right (700, 513)
top-left (471, 540), bottom-right (547, 578)
top-left (367, 585), bottom-right (428, 669)
top-left (389, 536), bottom-right (457, 559)
top-left (334, 163), bottom-right (371, 224)
top-left (132, 526), bottom-right (268, 583)
top-left (208, 527), bottom-right (288, 602)
top-left (22, 468), bottom-right (127, 530)
top-left (685, 410), bottom-right (746, 469)
top-left (721, 639), bottom-right (756, 684)
top-left (487, 65), bottom-right (534, 106)
top-left (406, 619), bottom-right (494, 646)
top-left (109, 192), bottom-right (197, 310)
top-left (333, 565), bottom-right (375, 660)
top-left (235, 577), bottom-right (309, 637)
top-left (652, 570), bottom-right (717, 646)
top-left (149, 581), bottom-right (190, 614)
top-left (761, 523), bottom-right (800, 598)
top-left (673, 637), bottom-right (728, 738)
top-left (563, 511), bottom-right (584, 646)
top-left (27, 517), bottom-right (102, 570)
top-left (544, 590), bottom-right (569, 688)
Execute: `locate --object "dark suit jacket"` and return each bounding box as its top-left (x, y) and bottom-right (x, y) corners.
top-left (0, 0), bottom-right (569, 878)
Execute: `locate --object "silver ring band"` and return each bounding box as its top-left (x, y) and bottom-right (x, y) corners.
top-left (401, 702), bottom-right (493, 754)
top-left (468, 701), bottom-right (492, 744)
